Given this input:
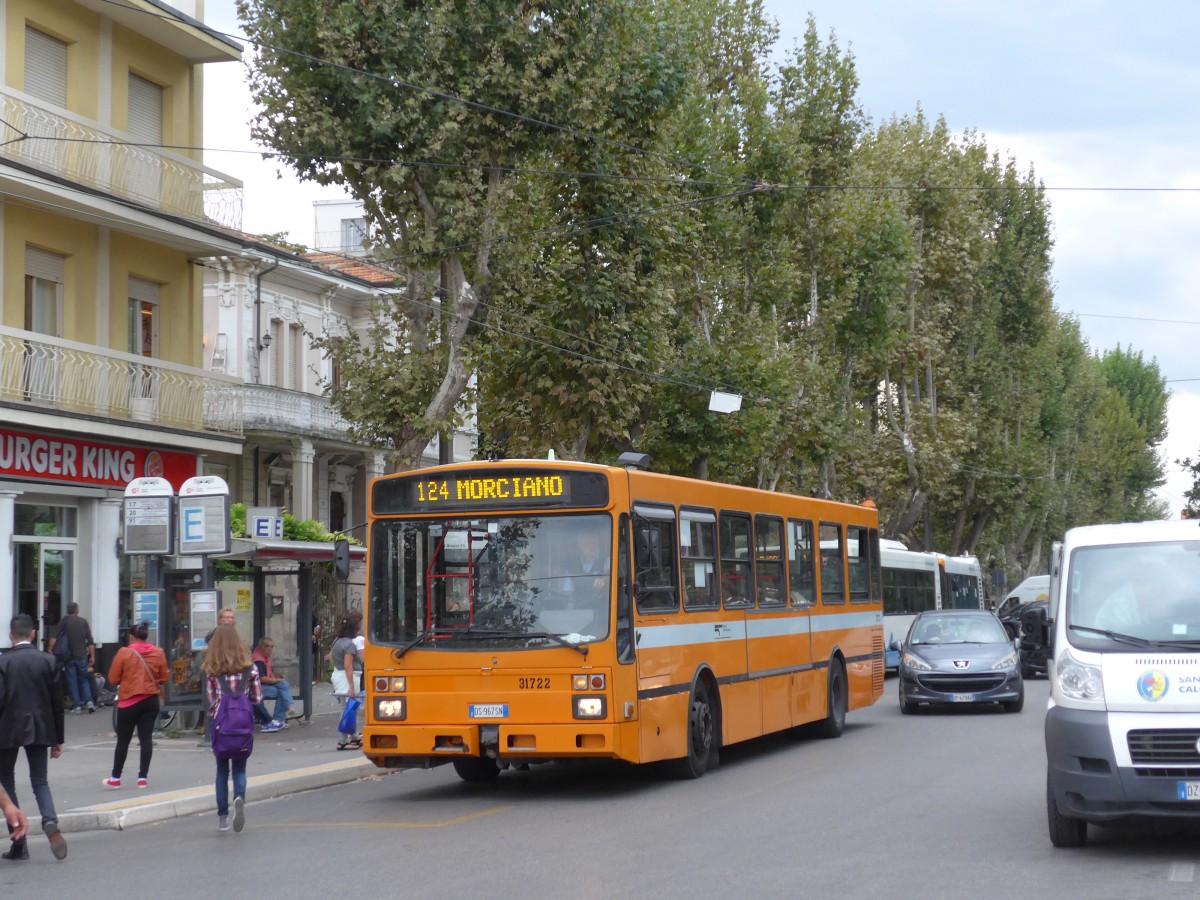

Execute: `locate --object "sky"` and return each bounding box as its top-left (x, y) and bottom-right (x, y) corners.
top-left (199, 0), bottom-right (1200, 516)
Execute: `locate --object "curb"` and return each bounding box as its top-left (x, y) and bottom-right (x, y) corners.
top-left (31, 758), bottom-right (379, 833)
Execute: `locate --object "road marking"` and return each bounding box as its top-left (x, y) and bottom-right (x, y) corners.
top-left (263, 806), bottom-right (512, 829)
top-left (1169, 862), bottom-right (1195, 883)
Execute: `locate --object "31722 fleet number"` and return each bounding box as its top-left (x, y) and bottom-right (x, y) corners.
top-left (519, 677), bottom-right (550, 689)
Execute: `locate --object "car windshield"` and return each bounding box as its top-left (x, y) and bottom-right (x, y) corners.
top-left (369, 513), bottom-right (612, 649)
top-left (911, 614), bottom-right (1007, 645)
top-left (1066, 541), bottom-right (1200, 646)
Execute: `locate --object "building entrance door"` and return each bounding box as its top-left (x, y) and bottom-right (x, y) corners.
top-left (14, 542), bottom-right (76, 650)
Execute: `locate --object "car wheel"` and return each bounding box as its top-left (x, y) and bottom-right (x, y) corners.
top-left (1047, 773), bottom-right (1087, 847)
top-left (900, 691), bottom-right (916, 715)
top-left (1004, 690), bottom-right (1024, 713)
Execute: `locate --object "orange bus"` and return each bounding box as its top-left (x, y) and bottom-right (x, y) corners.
top-left (362, 456), bottom-right (884, 780)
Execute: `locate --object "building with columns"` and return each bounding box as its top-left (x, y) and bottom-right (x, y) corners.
top-left (0, 0), bottom-right (244, 658)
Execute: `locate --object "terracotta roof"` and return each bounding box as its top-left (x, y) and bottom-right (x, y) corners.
top-left (303, 252), bottom-right (403, 286)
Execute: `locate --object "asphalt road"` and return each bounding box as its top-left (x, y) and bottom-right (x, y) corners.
top-left (4, 677), bottom-right (1200, 899)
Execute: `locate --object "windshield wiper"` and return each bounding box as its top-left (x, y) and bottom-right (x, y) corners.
top-left (394, 628), bottom-right (444, 659)
top-left (456, 627), bottom-right (589, 657)
top-left (1069, 624), bottom-right (1155, 647)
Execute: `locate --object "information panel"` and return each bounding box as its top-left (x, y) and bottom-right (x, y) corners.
top-left (177, 475), bottom-right (231, 556)
top-left (373, 468), bottom-right (610, 515)
top-left (123, 477), bottom-right (174, 555)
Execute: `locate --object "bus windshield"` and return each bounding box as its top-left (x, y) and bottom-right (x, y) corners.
top-left (370, 513), bottom-right (612, 649)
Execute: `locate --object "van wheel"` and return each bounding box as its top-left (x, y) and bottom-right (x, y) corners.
top-left (453, 756), bottom-right (501, 782)
top-left (668, 681), bottom-right (717, 779)
top-left (1047, 774), bottom-right (1087, 847)
top-left (812, 660), bottom-right (847, 738)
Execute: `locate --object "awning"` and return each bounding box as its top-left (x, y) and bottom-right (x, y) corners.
top-left (221, 538), bottom-right (366, 563)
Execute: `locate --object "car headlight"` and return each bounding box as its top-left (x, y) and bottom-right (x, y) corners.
top-left (374, 697), bottom-right (406, 720)
top-left (1057, 648), bottom-right (1104, 703)
top-left (902, 652), bottom-right (932, 672)
top-left (992, 651), bottom-right (1019, 670)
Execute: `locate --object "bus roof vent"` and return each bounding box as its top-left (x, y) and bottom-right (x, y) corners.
top-left (618, 452), bottom-right (651, 470)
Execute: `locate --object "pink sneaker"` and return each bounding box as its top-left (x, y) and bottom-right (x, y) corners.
top-left (102, 778), bottom-right (121, 789)
top-left (137, 778), bottom-right (148, 789)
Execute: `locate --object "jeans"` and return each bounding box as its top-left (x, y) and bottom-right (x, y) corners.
top-left (0, 745), bottom-right (58, 834)
top-left (64, 657), bottom-right (93, 709)
top-left (215, 757), bottom-right (247, 817)
top-left (261, 680), bottom-right (294, 721)
top-left (112, 696), bottom-right (159, 779)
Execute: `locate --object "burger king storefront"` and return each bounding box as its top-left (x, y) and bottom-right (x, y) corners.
top-left (0, 426), bottom-right (205, 666)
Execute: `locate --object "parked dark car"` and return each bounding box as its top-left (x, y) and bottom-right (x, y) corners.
top-left (893, 609), bottom-right (1024, 713)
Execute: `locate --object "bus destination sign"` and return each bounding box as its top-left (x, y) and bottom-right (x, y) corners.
top-left (373, 468), bottom-right (609, 514)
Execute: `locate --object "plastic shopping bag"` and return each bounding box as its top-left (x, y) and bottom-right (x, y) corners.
top-left (338, 696), bottom-right (361, 735)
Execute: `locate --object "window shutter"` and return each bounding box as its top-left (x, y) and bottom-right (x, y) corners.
top-left (25, 27), bottom-right (68, 108)
top-left (128, 277), bottom-right (160, 304)
top-left (127, 74), bottom-right (163, 143)
top-left (26, 246), bottom-right (65, 283)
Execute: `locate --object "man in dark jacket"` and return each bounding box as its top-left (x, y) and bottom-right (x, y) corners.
top-left (0, 614), bottom-right (67, 861)
top-left (49, 602), bottom-right (95, 714)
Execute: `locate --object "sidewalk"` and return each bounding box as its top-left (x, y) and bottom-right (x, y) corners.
top-left (10, 684), bottom-right (379, 834)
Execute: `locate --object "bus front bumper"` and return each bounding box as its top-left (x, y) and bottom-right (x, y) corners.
top-left (363, 722), bottom-right (627, 768)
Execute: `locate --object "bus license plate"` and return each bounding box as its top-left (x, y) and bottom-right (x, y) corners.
top-left (469, 704), bottom-right (508, 719)
top-left (950, 693), bottom-right (975, 703)
top-left (1177, 782), bottom-right (1200, 801)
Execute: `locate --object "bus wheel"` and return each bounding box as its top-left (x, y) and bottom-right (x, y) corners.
top-left (670, 681), bottom-right (717, 779)
top-left (453, 756), bottom-right (501, 783)
top-left (1047, 774), bottom-right (1087, 847)
top-left (812, 660), bottom-right (847, 738)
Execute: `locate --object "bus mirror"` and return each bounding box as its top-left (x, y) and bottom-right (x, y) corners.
top-left (333, 538), bottom-right (351, 581)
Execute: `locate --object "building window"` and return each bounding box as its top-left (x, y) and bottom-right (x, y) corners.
top-left (25, 247), bottom-right (64, 337)
top-left (289, 323), bottom-right (304, 390)
top-left (25, 27), bottom-right (68, 108)
top-left (127, 73), bottom-right (163, 200)
top-left (340, 218), bottom-right (368, 253)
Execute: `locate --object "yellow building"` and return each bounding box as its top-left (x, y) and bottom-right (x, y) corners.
top-left (0, 0), bottom-right (245, 658)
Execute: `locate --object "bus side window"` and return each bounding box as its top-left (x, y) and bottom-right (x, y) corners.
top-left (819, 522), bottom-right (846, 605)
top-left (720, 512), bottom-right (753, 609)
top-left (787, 518), bottom-right (815, 606)
top-left (681, 509), bottom-right (719, 610)
top-left (847, 525), bottom-right (870, 603)
top-left (755, 515), bottom-right (785, 607)
top-left (634, 513), bottom-right (679, 614)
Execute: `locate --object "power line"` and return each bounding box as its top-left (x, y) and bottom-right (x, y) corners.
top-left (1077, 312), bottom-right (1200, 326)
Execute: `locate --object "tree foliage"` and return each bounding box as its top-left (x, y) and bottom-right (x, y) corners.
top-left (236, 0), bottom-right (1173, 583)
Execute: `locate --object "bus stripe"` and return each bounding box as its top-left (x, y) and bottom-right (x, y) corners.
top-left (636, 650), bottom-right (883, 701)
top-left (636, 610), bottom-right (881, 649)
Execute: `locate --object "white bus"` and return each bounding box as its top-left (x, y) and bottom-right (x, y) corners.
top-left (881, 541), bottom-right (942, 669)
top-left (881, 544), bottom-right (984, 669)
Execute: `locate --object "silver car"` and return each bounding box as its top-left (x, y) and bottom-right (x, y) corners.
top-left (894, 610), bottom-right (1024, 713)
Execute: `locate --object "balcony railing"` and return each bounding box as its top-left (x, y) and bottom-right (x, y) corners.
top-left (243, 384), bottom-right (351, 440)
top-left (0, 88), bottom-right (242, 231)
top-left (0, 327), bottom-right (243, 438)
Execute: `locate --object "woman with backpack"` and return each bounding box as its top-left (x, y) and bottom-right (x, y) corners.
top-left (103, 622), bottom-right (168, 790)
top-left (202, 624), bottom-right (261, 833)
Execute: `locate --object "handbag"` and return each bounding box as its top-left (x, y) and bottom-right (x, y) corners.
top-left (338, 696), bottom-right (361, 735)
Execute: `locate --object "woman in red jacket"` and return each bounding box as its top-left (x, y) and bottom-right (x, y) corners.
top-left (103, 622), bottom-right (168, 789)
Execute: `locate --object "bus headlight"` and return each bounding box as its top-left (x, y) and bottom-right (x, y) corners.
top-left (573, 696), bottom-right (606, 719)
top-left (375, 697), bottom-right (406, 720)
top-left (1057, 649), bottom-right (1104, 703)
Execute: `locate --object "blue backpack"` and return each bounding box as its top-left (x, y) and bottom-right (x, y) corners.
top-left (211, 668), bottom-right (255, 761)
top-left (52, 628), bottom-right (71, 670)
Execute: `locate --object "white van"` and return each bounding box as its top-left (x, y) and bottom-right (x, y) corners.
top-left (1044, 520), bottom-right (1200, 847)
top-left (995, 575), bottom-right (1050, 619)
